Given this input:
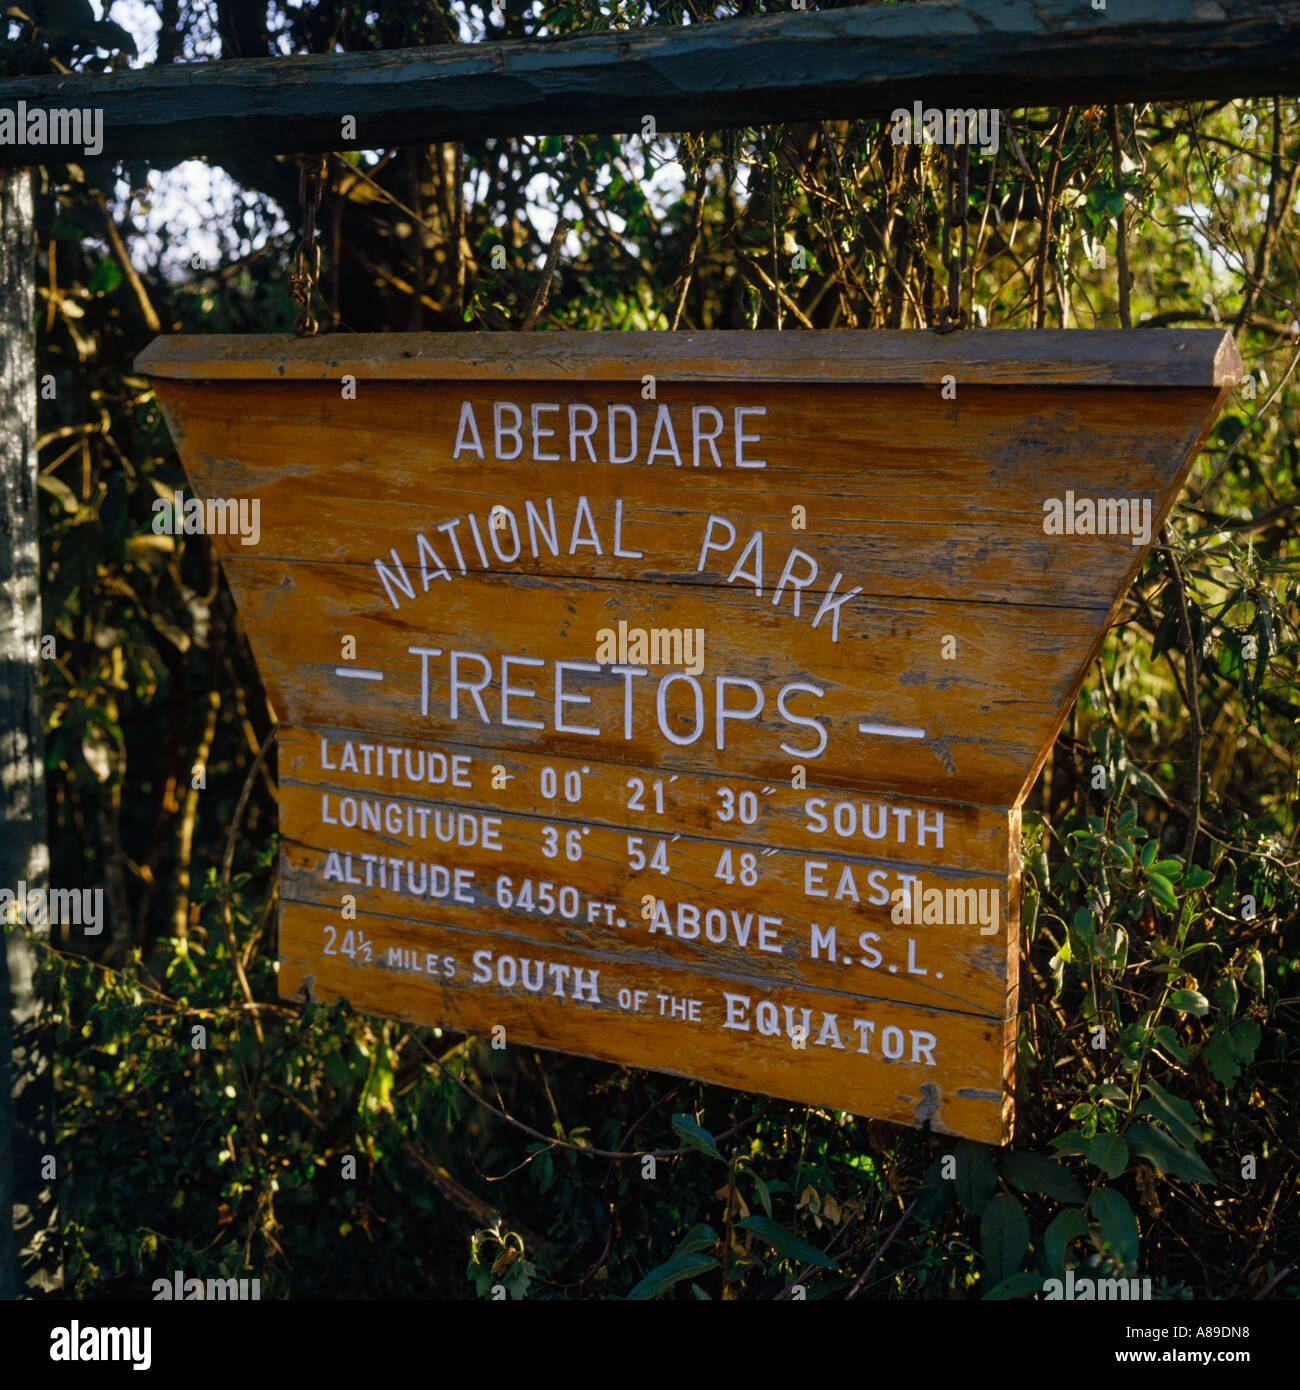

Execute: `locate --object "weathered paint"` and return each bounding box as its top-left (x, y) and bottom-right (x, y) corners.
top-left (140, 329), bottom-right (1239, 1142)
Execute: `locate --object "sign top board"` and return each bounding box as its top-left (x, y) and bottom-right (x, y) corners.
top-left (138, 328), bottom-right (1242, 386)
top-left (141, 329), bottom-right (1238, 1142)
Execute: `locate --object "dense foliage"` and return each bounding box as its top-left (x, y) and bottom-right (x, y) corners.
top-left (6, 0), bottom-right (1297, 1299)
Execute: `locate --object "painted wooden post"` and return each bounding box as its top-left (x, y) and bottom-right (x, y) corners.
top-left (0, 166), bottom-right (56, 1297)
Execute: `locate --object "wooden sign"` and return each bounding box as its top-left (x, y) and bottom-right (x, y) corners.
top-left (137, 330), bottom-right (1239, 1143)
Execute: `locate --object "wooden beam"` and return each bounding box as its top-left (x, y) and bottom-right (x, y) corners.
top-left (3, 0), bottom-right (1299, 165)
top-left (135, 328), bottom-right (1242, 388)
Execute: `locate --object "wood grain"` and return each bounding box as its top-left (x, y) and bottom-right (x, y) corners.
top-left (141, 328), bottom-right (1235, 1142)
top-left (153, 377), bottom-right (1226, 612)
top-left (138, 329), bottom-right (1241, 387)
top-left (279, 899), bottom-right (1014, 1142)
top-left (278, 724), bottom-right (1013, 871)
top-left (7, 3), bottom-right (1298, 164)
top-left (212, 556), bottom-right (1105, 808)
top-left (280, 766), bottom-right (1015, 1016)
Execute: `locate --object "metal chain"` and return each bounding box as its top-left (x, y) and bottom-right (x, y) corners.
top-left (935, 142), bottom-right (970, 333)
top-left (288, 155), bottom-right (327, 336)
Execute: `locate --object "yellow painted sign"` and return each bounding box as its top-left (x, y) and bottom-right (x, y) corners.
top-left (139, 329), bottom-right (1239, 1142)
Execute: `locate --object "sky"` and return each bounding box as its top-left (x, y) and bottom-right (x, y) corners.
top-left (104, 0), bottom-right (687, 286)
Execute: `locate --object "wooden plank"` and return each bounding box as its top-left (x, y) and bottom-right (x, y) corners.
top-left (279, 753), bottom-right (1014, 1017)
top-left (280, 899), bottom-right (1014, 1143)
top-left (278, 724), bottom-right (1013, 872)
top-left (151, 374), bottom-right (1226, 611)
top-left (4, 2), bottom-right (1298, 164)
top-left (212, 556), bottom-right (1112, 809)
top-left (137, 329), bottom-right (1241, 388)
top-left (141, 328), bottom-right (1235, 1141)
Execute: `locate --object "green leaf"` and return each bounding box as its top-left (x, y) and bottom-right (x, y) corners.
top-left (1097, 926), bottom-right (1128, 973)
top-left (1124, 760), bottom-right (1167, 800)
top-left (1148, 873), bottom-right (1178, 909)
top-left (1140, 1079), bottom-right (1202, 1148)
top-left (1166, 988), bottom-right (1209, 1017)
top-left (1048, 1131), bottom-right (1092, 1157)
top-left (1044, 1207), bottom-right (1089, 1278)
top-left (954, 1140), bottom-right (997, 1216)
top-left (324, 1049), bottom-right (351, 1088)
top-left (671, 1113), bottom-right (722, 1160)
top-left (1090, 1186), bottom-right (1140, 1268)
top-left (1244, 949), bottom-right (1265, 994)
top-left (1230, 1019), bottom-right (1261, 1062)
top-left (1201, 1031), bottom-right (1239, 1086)
top-left (1048, 944), bottom-right (1071, 995)
top-left (1071, 906), bottom-right (1095, 947)
top-left (674, 1223), bottom-right (717, 1256)
top-left (1089, 1132), bottom-right (1129, 1179)
top-left (1027, 841), bottom-right (1050, 894)
top-left (998, 1150), bottom-right (1086, 1204)
top-left (913, 1157), bottom-right (955, 1224)
top-left (626, 1251), bottom-right (719, 1300)
top-left (1152, 1025), bottom-right (1189, 1064)
top-left (1214, 975), bottom-right (1239, 1019)
top-left (736, 1217), bottom-right (838, 1270)
top-left (980, 1192), bottom-right (1030, 1286)
top-left (1125, 1123), bottom-right (1214, 1184)
top-left (88, 257), bottom-right (123, 295)
top-left (748, 1170), bottom-right (773, 1219)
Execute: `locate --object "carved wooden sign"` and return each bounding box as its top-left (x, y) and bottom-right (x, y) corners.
top-left (137, 329), bottom-right (1239, 1143)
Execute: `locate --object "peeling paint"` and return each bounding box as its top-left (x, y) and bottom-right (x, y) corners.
top-left (930, 737), bottom-right (958, 775)
top-left (914, 1082), bottom-right (942, 1125)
